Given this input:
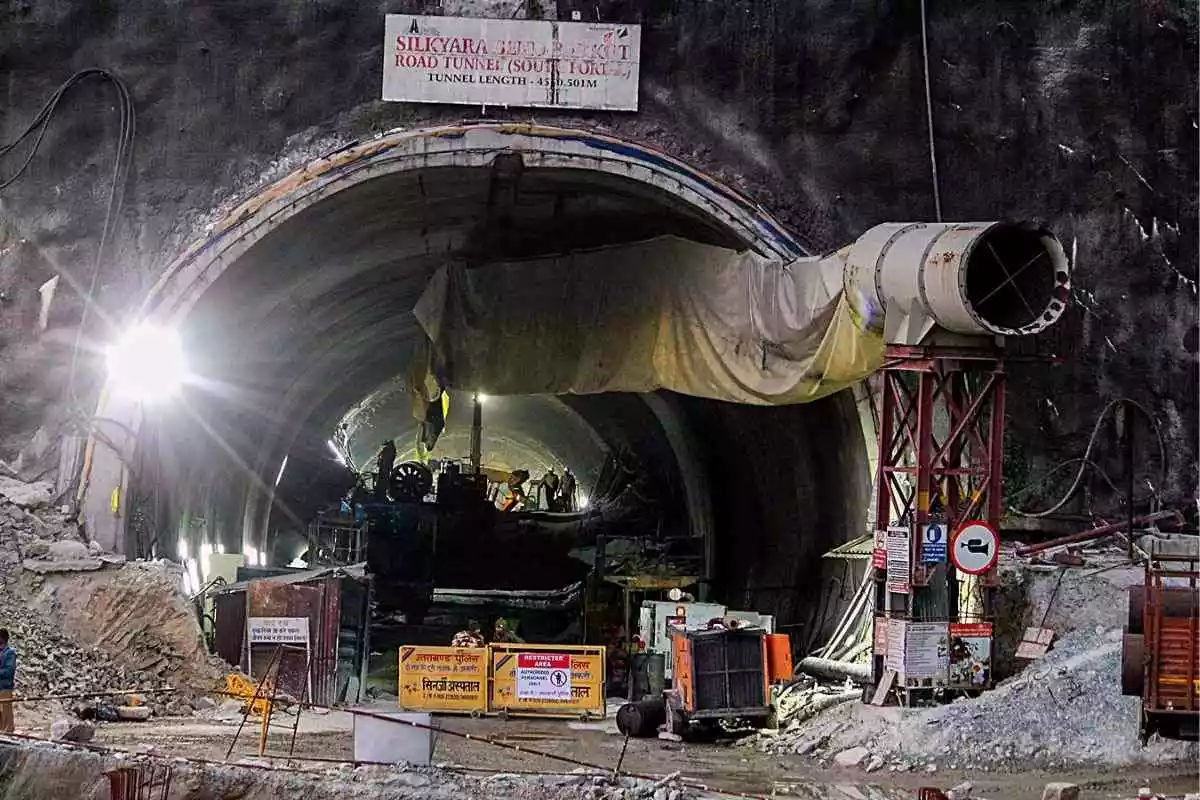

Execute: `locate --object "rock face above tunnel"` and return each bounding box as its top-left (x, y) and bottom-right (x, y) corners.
top-left (0, 0), bottom-right (1195, 508)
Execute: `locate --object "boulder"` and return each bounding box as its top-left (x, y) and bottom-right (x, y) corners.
top-left (23, 540), bottom-right (50, 559)
top-left (947, 782), bottom-right (974, 800)
top-left (1042, 784), bottom-right (1080, 800)
top-left (48, 540), bottom-right (89, 561)
top-left (116, 705), bottom-right (152, 721)
top-left (50, 718), bottom-right (95, 743)
top-left (833, 746), bottom-right (870, 767)
top-left (0, 477), bottom-right (54, 509)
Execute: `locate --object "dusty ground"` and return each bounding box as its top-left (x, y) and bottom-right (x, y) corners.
top-left (87, 711), bottom-right (1198, 800)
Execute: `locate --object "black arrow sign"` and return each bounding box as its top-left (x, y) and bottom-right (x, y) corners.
top-left (964, 538), bottom-right (991, 555)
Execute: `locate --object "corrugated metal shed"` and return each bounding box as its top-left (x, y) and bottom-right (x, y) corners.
top-left (822, 534), bottom-right (874, 560)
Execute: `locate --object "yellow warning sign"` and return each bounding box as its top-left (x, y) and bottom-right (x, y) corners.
top-left (489, 644), bottom-right (605, 718)
top-left (398, 646), bottom-right (488, 714)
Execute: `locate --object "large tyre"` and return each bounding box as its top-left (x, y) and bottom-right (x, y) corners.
top-left (1121, 630), bottom-right (1145, 697)
top-left (616, 698), bottom-right (666, 738)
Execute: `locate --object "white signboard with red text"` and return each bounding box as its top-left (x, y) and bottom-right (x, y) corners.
top-left (382, 15), bottom-right (641, 110)
top-left (516, 652), bottom-right (572, 700)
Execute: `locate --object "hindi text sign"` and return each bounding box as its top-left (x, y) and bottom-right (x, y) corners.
top-left (398, 646), bottom-right (488, 714)
top-left (247, 617), bottom-right (309, 645)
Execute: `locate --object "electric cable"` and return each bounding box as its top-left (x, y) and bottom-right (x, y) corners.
top-left (1010, 398), bottom-right (1166, 518)
top-left (918, 0), bottom-right (943, 221)
top-left (0, 69), bottom-right (137, 504)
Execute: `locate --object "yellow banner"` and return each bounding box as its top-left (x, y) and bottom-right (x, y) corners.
top-left (489, 644), bottom-right (605, 718)
top-left (398, 646), bottom-right (488, 714)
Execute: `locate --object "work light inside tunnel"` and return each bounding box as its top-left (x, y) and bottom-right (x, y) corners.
top-left (105, 322), bottom-right (188, 403)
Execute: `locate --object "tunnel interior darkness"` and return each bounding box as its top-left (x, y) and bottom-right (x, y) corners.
top-left (135, 132), bottom-right (872, 633)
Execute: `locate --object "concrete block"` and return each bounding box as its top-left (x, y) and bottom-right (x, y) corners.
top-left (833, 746), bottom-right (869, 767)
top-left (352, 708), bottom-right (434, 765)
top-left (1042, 783), bottom-right (1080, 800)
top-left (947, 781), bottom-right (974, 800)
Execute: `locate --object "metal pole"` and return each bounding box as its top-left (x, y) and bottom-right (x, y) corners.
top-left (919, 0), bottom-right (943, 221)
top-left (624, 586), bottom-right (632, 702)
top-left (470, 392), bottom-right (483, 475)
top-left (1125, 399), bottom-right (1135, 562)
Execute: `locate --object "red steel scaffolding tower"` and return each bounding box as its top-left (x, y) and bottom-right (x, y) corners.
top-left (869, 343), bottom-right (1007, 704)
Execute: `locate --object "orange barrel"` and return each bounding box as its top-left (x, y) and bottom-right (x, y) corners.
top-left (765, 633), bottom-right (794, 683)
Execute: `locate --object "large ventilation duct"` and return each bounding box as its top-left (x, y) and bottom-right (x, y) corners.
top-left (410, 221), bottom-right (1069, 416)
top-left (843, 221), bottom-right (1071, 345)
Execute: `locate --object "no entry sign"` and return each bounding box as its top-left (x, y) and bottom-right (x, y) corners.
top-left (516, 652), bottom-right (572, 700)
top-left (950, 520), bottom-right (1000, 575)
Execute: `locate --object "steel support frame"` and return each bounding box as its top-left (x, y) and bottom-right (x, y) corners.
top-left (870, 344), bottom-right (1006, 703)
top-left (873, 345), bottom-right (1007, 541)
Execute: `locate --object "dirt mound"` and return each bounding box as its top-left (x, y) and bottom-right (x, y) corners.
top-left (0, 479), bottom-right (225, 725)
top-left (28, 562), bottom-right (225, 693)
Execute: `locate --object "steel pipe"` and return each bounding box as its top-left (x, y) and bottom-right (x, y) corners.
top-left (795, 656), bottom-right (872, 684)
top-left (843, 221), bottom-right (1071, 343)
top-left (1014, 510), bottom-right (1182, 557)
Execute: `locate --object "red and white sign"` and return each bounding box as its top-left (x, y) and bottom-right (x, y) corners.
top-left (382, 15), bottom-right (641, 111)
top-left (871, 529), bottom-right (886, 569)
top-left (950, 520), bottom-right (1000, 575)
top-left (516, 652), bottom-right (572, 700)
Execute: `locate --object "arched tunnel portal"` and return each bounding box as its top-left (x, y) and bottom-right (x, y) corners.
top-left (93, 123), bottom-right (875, 633)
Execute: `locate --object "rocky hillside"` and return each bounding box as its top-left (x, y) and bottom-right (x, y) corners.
top-left (0, 0), bottom-right (1195, 507)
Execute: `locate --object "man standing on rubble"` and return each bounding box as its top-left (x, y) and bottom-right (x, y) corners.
top-left (0, 629), bottom-right (15, 733)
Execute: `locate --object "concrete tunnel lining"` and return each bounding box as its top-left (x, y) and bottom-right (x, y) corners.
top-left (85, 122), bottom-right (877, 626)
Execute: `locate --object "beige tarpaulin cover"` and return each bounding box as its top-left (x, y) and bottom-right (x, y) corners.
top-left (411, 235), bottom-right (883, 409)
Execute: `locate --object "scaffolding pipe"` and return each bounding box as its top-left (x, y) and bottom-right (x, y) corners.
top-left (796, 656), bottom-right (873, 684)
top-left (1014, 510), bottom-right (1182, 557)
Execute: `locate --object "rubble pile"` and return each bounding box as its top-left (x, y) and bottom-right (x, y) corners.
top-left (479, 770), bottom-right (696, 800)
top-left (0, 737), bottom-right (703, 800)
top-left (751, 560), bottom-right (1199, 772)
top-left (0, 477), bottom-right (223, 724)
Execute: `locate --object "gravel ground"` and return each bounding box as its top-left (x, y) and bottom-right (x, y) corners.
top-left (753, 558), bottom-right (1198, 774)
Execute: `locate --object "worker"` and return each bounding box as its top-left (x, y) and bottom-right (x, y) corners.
top-left (560, 468), bottom-right (577, 512)
top-left (540, 469), bottom-right (560, 511)
top-left (374, 440), bottom-right (396, 501)
top-left (0, 629), bottom-right (15, 733)
top-left (451, 620), bottom-right (485, 648)
top-left (492, 618), bottom-right (524, 644)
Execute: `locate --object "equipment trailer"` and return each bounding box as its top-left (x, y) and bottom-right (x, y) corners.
top-left (1121, 548), bottom-right (1199, 744)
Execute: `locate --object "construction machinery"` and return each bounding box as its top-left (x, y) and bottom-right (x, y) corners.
top-left (1121, 548), bottom-right (1200, 743)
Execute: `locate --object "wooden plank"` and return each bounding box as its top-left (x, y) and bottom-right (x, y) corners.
top-left (1015, 626), bottom-right (1055, 660)
top-left (870, 669), bottom-right (897, 706)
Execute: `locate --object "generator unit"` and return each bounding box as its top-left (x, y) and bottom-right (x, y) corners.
top-left (669, 626), bottom-right (771, 724)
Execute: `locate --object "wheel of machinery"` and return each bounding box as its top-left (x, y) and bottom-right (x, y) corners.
top-left (1121, 628), bottom-right (1145, 697)
top-left (391, 460), bottom-right (434, 500)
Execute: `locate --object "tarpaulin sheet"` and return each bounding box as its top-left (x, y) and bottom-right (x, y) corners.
top-left (411, 235), bottom-right (883, 409)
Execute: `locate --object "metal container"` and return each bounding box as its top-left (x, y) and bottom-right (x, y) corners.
top-left (670, 627), bottom-right (769, 721)
top-left (765, 633), bottom-right (794, 683)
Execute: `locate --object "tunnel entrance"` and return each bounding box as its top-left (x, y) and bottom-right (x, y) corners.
top-left (96, 123), bottom-right (872, 646)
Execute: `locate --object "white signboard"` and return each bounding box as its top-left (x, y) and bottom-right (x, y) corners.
top-left (885, 619), bottom-right (906, 674)
top-left (382, 15), bottom-right (641, 111)
top-left (951, 520), bottom-right (1000, 575)
top-left (516, 652), bottom-right (572, 700)
top-left (885, 526), bottom-right (911, 594)
top-left (904, 622), bottom-right (949, 682)
top-left (247, 616), bottom-right (310, 645)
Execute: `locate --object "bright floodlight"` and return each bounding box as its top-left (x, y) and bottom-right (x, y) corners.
top-left (106, 322), bottom-right (187, 403)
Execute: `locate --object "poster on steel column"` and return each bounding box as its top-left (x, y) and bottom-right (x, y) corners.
top-left (885, 526), bottom-right (911, 593)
